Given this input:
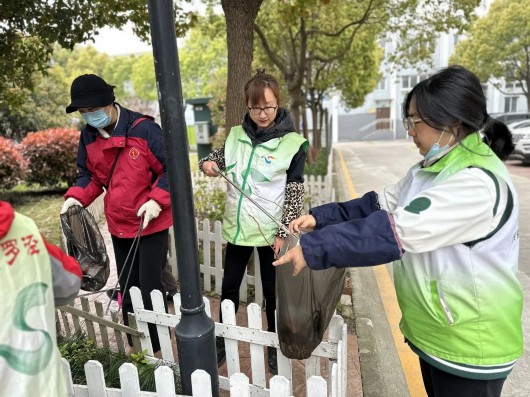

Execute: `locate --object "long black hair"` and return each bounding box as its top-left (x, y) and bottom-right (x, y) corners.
top-left (403, 65), bottom-right (514, 160)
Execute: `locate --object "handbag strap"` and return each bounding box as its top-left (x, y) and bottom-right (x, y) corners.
top-left (103, 117), bottom-right (150, 190)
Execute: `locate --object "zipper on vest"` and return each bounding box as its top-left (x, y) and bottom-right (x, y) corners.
top-left (437, 283), bottom-right (455, 325)
top-left (233, 145), bottom-right (258, 243)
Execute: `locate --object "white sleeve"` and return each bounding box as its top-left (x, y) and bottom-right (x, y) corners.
top-left (393, 168), bottom-right (508, 253)
top-left (378, 172), bottom-right (410, 212)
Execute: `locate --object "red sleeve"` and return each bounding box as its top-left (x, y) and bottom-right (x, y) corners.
top-left (44, 236), bottom-right (82, 279)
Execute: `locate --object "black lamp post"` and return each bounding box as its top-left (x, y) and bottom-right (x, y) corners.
top-left (147, 1), bottom-right (219, 395)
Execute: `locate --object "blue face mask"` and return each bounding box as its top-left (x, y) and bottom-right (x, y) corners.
top-left (424, 131), bottom-right (453, 163)
top-left (81, 108), bottom-right (111, 129)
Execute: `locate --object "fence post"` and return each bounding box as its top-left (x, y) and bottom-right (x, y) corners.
top-left (229, 373), bottom-right (250, 397)
top-left (61, 358), bottom-right (75, 396)
top-left (247, 303), bottom-right (266, 387)
top-left (221, 299), bottom-right (240, 376)
top-left (130, 286), bottom-right (154, 356)
top-left (269, 375), bottom-right (291, 397)
top-left (307, 376), bottom-right (328, 397)
top-left (214, 221), bottom-right (223, 295)
top-left (154, 366), bottom-right (177, 397)
top-left (151, 289), bottom-right (173, 361)
top-left (84, 360), bottom-right (107, 395)
top-left (202, 218), bottom-right (212, 292)
top-left (119, 363), bottom-right (141, 396)
top-left (192, 370), bottom-right (213, 397)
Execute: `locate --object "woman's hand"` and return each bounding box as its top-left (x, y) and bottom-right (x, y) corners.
top-left (273, 236), bottom-right (285, 258)
top-left (289, 214), bottom-right (316, 233)
top-left (273, 245), bottom-right (308, 276)
top-left (202, 161), bottom-right (219, 177)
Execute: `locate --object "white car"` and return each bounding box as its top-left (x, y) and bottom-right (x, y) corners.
top-left (511, 136), bottom-right (530, 164)
top-left (507, 119), bottom-right (530, 132)
top-left (510, 125), bottom-right (530, 144)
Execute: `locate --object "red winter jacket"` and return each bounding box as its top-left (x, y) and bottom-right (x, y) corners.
top-left (65, 105), bottom-right (172, 237)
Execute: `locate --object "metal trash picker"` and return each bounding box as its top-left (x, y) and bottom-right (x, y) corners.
top-left (213, 166), bottom-right (298, 241)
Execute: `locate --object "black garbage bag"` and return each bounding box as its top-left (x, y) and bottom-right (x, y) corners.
top-left (60, 206), bottom-right (110, 291)
top-left (276, 232), bottom-right (346, 359)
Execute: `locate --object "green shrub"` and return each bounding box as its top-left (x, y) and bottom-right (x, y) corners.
top-left (305, 147), bottom-right (329, 176)
top-left (0, 137), bottom-right (27, 190)
top-left (58, 332), bottom-right (182, 392)
top-left (194, 179), bottom-right (226, 222)
top-left (19, 128), bottom-right (79, 187)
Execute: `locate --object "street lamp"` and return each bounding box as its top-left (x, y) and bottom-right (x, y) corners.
top-left (147, 1), bottom-right (219, 395)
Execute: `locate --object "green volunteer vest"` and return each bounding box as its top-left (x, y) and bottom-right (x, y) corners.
top-left (222, 125), bottom-right (307, 246)
top-left (0, 213), bottom-right (67, 396)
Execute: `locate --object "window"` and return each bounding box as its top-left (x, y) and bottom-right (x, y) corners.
top-left (506, 81), bottom-right (524, 91)
top-left (401, 74), bottom-right (430, 90)
top-left (504, 97), bottom-right (518, 113)
top-left (401, 75), bottom-right (419, 90)
top-left (377, 78), bottom-right (386, 90)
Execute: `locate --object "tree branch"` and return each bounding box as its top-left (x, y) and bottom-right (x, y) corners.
top-left (253, 23), bottom-right (288, 76)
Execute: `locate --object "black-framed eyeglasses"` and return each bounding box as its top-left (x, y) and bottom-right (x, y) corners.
top-left (403, 115), bottom-right (425, 131)
top-left (248, 106), bottom-right (278, 115)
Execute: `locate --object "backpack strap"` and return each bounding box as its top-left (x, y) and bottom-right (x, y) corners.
top-left (103, 116), bottom-right (153, 190)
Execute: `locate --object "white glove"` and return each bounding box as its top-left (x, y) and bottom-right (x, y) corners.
top-left (137, 199), bottom-right (162, 229)
top-left (60, 197), bottom-right (82, 214)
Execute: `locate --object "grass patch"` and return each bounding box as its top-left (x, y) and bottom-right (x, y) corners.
top-left (2, 185), bottom-right (66, 246)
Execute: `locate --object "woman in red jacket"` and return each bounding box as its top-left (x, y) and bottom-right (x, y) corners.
top-left (61, 74), bottom-right (172, 353)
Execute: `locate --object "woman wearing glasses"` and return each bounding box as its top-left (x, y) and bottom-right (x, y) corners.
top-left (274, 66), bottom-right (522, 396)
top-left (199, 70), bottom-right (308, 374)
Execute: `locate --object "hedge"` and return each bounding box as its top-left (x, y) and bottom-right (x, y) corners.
top-left (0, 136), bottom-right (27, 190)
top-left (19, 128), bottom-right (80, 187)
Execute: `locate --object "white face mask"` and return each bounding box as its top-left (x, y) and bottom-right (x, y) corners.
top-left (82, 107), bottom-right (111, 129)
top-left (423, 131), bottom-right (454, 165)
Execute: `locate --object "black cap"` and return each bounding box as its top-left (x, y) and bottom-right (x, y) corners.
top-left (66, 74), bottom-right (115, 114)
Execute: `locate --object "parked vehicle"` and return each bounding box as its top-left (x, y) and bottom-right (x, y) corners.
top-left (511, 136), bottom-right (530, 164)
top-left (491, 112), bottom-right (530, 124)
top-left (510, 125), bottom-right (530, 144)
top-left (507, 119), bottom-right (530, 132)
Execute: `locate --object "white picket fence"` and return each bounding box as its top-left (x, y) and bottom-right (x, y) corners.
top-left (191, 171), bottom-right (335, 210)
top-left (63, 359), bottom-right (331, 396)
top-left (127, 286), bottom-right (348, 396)
top-left (65, 287), bottom-right (347, 396)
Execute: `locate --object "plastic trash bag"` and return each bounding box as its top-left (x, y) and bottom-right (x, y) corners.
top-left (276, 232), bottom-right (346, 359)
top-left (60, 206), bottom-right (110, 291)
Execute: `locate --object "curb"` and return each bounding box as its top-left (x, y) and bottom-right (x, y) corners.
top-left (350, 266), bottom-right (409, 397)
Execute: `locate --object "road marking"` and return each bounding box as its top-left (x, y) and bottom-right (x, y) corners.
top-left (337, 148), bottom-right (426, 397)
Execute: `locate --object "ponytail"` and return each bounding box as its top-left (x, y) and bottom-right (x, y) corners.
top-left (482, 116), bottom-right (514, 160)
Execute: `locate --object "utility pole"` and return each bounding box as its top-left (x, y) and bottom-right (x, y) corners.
top-left (147, 1), bottom-right (219, 395)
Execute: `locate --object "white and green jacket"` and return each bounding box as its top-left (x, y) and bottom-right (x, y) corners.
top-left (300, 132), bottom-right (523, 379)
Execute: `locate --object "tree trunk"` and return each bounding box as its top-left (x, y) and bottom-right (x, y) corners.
top-left (221, 0), bottom-right (264, 132)
top-left (311, 97), bottom-right (319, 150)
